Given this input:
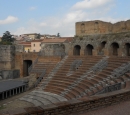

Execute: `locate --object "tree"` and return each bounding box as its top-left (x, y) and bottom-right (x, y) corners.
top-left (0, 31), bottom-right (15, 45)
top-left (36, 33), bottom-right (41, 39)
top-left (57, 33), bottom-right (60, 37)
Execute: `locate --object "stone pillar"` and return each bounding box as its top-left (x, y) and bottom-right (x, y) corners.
top-left (2, 92), bottom-right (4, 99)
top-left (12, 89), bottom-right (14, 95)
top-left (68, 49), bottom-right (73, 56)
top-left (80, 48), bottom-right (84, 56)
top-left (22, 86), bottom-right (24, 92)
top-left (5, 91), bottom-right (7, 98)
top-left (92, 49), bottom-right (98, 56)
top-left (118, 48), bottom-right (122, 56)
top-left (19, 87), bottom-right (20, 93)
top-left (9, 90), bottom-right (11, 97)
top-left (103, 49), bottom-right (109, 56)
top-left (16, 88), bottom-right (17, 94)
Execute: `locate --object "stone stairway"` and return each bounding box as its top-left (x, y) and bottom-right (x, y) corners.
top-left (43, 56), bottom-right (103, 95)
top-left (37, 55), bottom-right (68, 89)
top-left (60, 56), bottom-right (108, 99)
top-left (20, 90), bottom-right (67, 106)
top-left (63, 57), bottom-right (130, 100)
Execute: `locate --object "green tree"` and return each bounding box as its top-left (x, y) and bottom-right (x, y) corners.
top-left (36, 33), bottom-right (41, 39)
top-left (57, 33), bottom-right (60, 37)
top-left (0, 31), bottom-right (15, 45)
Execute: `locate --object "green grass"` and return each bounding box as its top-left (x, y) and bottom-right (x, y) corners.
top-left (0, 105), bottom-right (6, 110)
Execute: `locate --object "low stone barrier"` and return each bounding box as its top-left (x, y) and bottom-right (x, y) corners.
top-left (2, 89), bottom-right (130, 115)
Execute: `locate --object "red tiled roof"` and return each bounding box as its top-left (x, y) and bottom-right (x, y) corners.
top-left (42, 38), bottom-right (67, 43)
top-left (31, 39), bottom-right (43, 42)
top-left (42, 37), bottom-right (73, 43)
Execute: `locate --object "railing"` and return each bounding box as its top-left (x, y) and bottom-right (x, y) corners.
top-left (35, 69), bottom-right (46, 87)
top-left (28, 57), bottom-right (38, 74)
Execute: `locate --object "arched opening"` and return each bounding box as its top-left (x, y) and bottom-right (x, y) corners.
top-left (125, 43), bottom-right (130, 56)
top-left (23, 60), bottom-right (32, 77)
top-left (73, 45), bottom-right (81, 55)
top-left (111, 42), bottom-right (119, 56)
top-left (99, 41), bottom-right (106, 55)
top-left (85, 44), bottom-right (94, 55)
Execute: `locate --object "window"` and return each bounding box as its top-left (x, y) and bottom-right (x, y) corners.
top-left (28, 49), bottom-right (30, 52)
top-left (34, 44), bottom-right (35, 47)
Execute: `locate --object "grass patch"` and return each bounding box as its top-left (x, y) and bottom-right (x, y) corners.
top-left (0, 105), bottom-right (6, 110)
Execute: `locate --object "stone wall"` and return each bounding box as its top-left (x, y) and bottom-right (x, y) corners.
top-left (41, 44), bottom-right (66, 57)
top-left (0, 45), bottom-right (15, 69)
top-left (3, 89), bottom-right (130, 115)
top-left (15, 45), bottom-right (24, 52)
top-left (69, 32), bottom-right (130, 56)
top-left (1, 69), bottom-right (20, 79)
top-left (76, 20), bottom-right (130, 36)
top-left (15, 52), bottom-right (38, 77)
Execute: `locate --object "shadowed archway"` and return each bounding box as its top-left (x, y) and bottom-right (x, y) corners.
top-left (85, 44), bottom-right (94, 55)
top-left (73, 45), bottom-right (81, 55)
top-left (111, 42), bottom-right (119, 56)
top-left (125, 43), bottom-right (130, 56)
top-left (23, 60), bottom-right (32, 77)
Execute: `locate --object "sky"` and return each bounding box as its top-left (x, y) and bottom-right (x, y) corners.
top-left (0, 0), bottom-right (130, 37)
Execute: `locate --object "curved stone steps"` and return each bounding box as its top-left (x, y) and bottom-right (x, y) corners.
top-left (45, 85), bottom-right (66, 91)
top-left (25, 95), bottom-right (52, 105)
top-left (20, 97), bottom-right (43, 106)
top-left (29, 92), bottom-right (60, 103)
top-left (20, 90), bottom-right (67, 106)
top-left (44, 88), bottom-right (63, 95)
top-left (34, 91), bottom-right (67, 102)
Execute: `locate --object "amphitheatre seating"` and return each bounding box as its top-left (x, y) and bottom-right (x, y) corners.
top-left (63, 57), bottom-right (130, 100)
top-left (30, 56), bottom-right (60, 80)
top-left (19, 56), bottom-right (130, 107)
top-left (43, 56), bottom-right (103, 95)
top-left (20, 90), bottom-right (67, 106)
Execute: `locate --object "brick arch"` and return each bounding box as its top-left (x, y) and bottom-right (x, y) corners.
top-left (85, 44), bottom-right (94, 55)
top-left (110, 42), bottom-right (119, 56)
top-left (124, 43), bottom-right (130, 56)
top-left (73, 45), bottom-right (81, 55)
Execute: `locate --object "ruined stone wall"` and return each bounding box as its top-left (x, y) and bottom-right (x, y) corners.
top-left (69, 32), bottom-right (130, 56)
top-left (76, 20), bottom-right (130, 36)
top-left (15, 45), bottom-right (24, 52)
top-left (41, 43), bottom-right (66, 57)
top-left (0, 45), bottom-right (15, 69)
top-left (15, 52), bottom-right (38, 77)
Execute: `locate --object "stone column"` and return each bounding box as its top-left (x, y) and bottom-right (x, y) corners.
top-left (12, 89), bottom-right (14, 95)
top-left (2, 92), bottom-right (4, 99)
top-left (103, 49), bottom-right (109, 56)
top-left (80, 48), bottom-right (84, 56)
top-left (5, 91), bottom-right (7, 98)
top-left (92, 49), bottom-right (98, 56)
top-left (9, 90), bottom-right (11, 97)
top-left (118, 48), bottom-right (123, 56)
top-left (22, 86), bottom-right (24, 92)
top-left (16, 88), bottom-right (17, 94)
top-left (19, 87), bottom-right (21, 93)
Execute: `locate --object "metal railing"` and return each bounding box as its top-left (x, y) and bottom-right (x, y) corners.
top-left (35, 69), bottom-right (46, 87)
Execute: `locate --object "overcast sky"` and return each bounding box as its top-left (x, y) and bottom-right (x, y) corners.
top-left (0, 0), bottom-right (130, 37)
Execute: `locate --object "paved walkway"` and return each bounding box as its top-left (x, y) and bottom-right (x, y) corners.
top-left (0, 89), bottom-right (34, 113)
